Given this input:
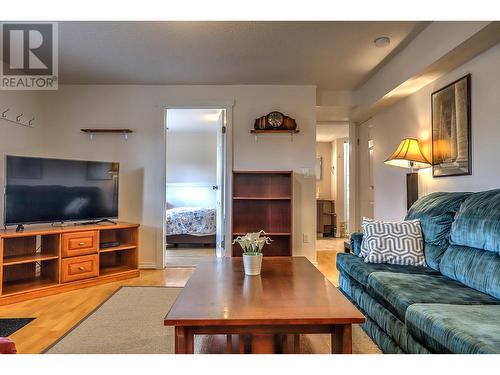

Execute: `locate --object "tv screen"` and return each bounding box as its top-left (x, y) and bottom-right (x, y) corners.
top-left (4, 156), bottom-right (119, 225)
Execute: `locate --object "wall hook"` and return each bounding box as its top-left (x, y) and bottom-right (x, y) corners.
top-left (29, 118), bottom-right (35, 126)
top-left (2, 109), bottom-right (9, 118)
top-left (16, 113), bottom-right (23, 122)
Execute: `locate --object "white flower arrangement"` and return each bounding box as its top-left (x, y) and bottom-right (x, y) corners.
top-left (232, 230), bottom-right (273, 255)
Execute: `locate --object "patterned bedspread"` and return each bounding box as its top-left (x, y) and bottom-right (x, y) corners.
top-left (166, 207), bottom-right (216, 236)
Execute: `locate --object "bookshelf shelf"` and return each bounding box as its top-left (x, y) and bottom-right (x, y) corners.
top-left (232, 171), bottom-right (293, 257)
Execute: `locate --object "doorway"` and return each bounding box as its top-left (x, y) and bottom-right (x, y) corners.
top-left (315, 122), bottom-right (351, 283)
top-left (164, 108), bottom-right (226, 267)
top-left (315, 123), bottom-right (351, 240)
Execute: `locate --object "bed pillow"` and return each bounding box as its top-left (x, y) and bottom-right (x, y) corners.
top-left (363, 219), bottom-right (426, 266)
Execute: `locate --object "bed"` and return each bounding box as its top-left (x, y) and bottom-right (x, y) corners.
top-left (166, 207), bottom-right (216, 247)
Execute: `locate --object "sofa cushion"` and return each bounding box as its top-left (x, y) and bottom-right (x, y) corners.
top-left (406, 304), bottom-right (500, 354)
top-left (366, 272), bottom-right (500, 321)
top-left (336, 253), bottom-right (438, 288)
top-left (423, 243), bottom-right (449, 272)
top-left (450, 189), bottom-right (500, 253)
top-left (439, 244), bottom-right (500, 299)
top-left (350, 232), bottom-right (363, 257)
top-left (339, 272), bottom-right (431, 354)
top-left (406, 191), bottom-right (472, 246)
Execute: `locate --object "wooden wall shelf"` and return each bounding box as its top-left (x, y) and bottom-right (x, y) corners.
top-left (232, 171), bottom-right (293, 257)
top-left (81, 128), bottom-right (133, 140)
top-left (250, 130), bottom-right (299, 134)
top-left (0, 222), bottom-right (140, 305)
top-left (250, 129), bottom-right (299, 142)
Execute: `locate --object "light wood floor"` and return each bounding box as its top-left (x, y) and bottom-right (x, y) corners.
top-left (166, 248), bottom-right (215, 267)
top-left (1, 243), bottom-right (345, 354)
top-left (0, 268), bottom-right (194, 354)
top-left (316, 237), bottom-right (348, 287)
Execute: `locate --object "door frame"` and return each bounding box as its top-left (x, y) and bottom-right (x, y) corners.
top-left (161, 101), bottom-right (234, 268)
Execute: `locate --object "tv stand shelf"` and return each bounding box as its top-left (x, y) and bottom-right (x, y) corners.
top-left (3, 253), bottom-right (59, 266)
top-left (99, 243), bottom-right (137, 253)
top-left (0, 222), bottom-right (140, 305)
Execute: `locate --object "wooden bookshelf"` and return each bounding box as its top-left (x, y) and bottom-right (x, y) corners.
top-left (232, 171), bottom-right (293, 257)
top-left (0, 222), bottom-right (139, 305)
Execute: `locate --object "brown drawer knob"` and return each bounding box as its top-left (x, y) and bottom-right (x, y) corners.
top-left (78, 266), bottom-right (85, 271)
top-left (79, 242), bottom-right (86, 246)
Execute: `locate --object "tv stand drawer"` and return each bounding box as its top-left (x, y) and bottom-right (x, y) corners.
top-left (62, 231), bottom-right (99, 258)
top-left (61, 254), bottom-right (99, 283)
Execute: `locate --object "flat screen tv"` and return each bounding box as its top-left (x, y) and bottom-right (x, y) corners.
top-left (4, 156), bottom-right (119, 226)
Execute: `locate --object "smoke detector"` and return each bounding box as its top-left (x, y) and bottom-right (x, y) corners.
top-left (374, 36), bottom-right (391, 48)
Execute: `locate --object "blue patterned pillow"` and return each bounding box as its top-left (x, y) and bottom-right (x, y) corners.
top-left (363, 219), bottom-right (426, 266)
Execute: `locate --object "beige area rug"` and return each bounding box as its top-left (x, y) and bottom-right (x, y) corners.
top-left (45, 286), bottom-right (381, 354)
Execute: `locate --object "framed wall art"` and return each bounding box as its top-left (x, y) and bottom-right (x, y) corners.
top-left (431, 74), bottom-right (472, 177)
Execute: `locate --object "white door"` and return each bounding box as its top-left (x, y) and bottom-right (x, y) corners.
top-left (215, 110), bottom-right (226, 257)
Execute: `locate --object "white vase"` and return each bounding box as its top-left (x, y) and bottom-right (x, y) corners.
top-left (242, 253), bottom-right (263, 276)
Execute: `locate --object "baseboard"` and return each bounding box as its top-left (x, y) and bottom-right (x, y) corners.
top-left (139, 262), bottom-right (159, 269)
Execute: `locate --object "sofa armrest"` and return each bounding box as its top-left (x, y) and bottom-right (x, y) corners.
top-left (350, 232), bottom-right (363, 256)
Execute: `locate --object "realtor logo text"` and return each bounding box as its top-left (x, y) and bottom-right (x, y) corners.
top-left (1, 22), bottom-right (58, 90)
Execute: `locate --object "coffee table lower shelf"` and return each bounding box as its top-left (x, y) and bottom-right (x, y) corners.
top-left (169, 323), bottom-right (353, 354)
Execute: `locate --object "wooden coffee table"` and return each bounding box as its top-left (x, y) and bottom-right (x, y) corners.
top-left (164, 256), bottom-right (365, 354)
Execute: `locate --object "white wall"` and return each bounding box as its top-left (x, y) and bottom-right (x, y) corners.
top-left (316, 142), bottom-right (332, 200)
top-left (26, 84), bottom-right (317, 267)
top-left (357, 123), bottom-right (374, 226)
top-left (334, 137), bottom-right (349, 234)
top-left (330, 140), bottom-right (337, 202)
top-left (359, 43), bottom-right (500, 222)
top-left (165, 126), bottom-right (217, 209)
top-left (0, 91), bottom-right (48, 224)
top-left (166, 131), bottom-right (217, 186)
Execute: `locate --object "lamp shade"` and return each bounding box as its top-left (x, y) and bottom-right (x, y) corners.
top-left (384, 138), bottom-right (431, 169)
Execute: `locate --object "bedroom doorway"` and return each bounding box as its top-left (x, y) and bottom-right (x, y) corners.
top-left (164, 108), bottom-right (226, 267)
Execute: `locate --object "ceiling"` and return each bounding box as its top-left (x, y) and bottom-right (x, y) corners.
top-left (316, 124), bottom-right (349, 142)
top-left (166, 108), bottom-right (220, 133)
top-left (58, 21), bottom-right (426, 89)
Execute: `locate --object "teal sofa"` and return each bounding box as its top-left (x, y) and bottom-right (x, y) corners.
top-left (337, 189), bottom-right (500, 354)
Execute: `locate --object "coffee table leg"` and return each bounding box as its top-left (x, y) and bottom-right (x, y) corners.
top-left (175, 326), bottom-right (185, 354)
top-left (293, 334), bottom-right (301, 354)
top-left (331, 324), bottom-right (352, 354)
top-left (185, 328), bottom-right (194, 354)
top-left (175, 326), bottom-right (194, 354)
top-left (239, 335), bottom-right (246, 354)
top-left (251, 334), bottom-right (275, 354)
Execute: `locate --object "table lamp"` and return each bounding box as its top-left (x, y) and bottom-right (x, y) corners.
top-left (384, 138), bottom-right (431, 210)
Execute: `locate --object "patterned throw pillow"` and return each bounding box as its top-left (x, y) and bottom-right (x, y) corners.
top-left (363, 219), bottom-right (426, 266)
top-left (359, 217), bottom-right (374, 258)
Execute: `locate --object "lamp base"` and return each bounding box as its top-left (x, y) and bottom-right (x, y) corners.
top-left (406, 172), bottom-right (419, 210)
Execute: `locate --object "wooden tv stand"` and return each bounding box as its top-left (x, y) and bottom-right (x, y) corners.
top-left (0, 222), bottom-right (140, 306)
